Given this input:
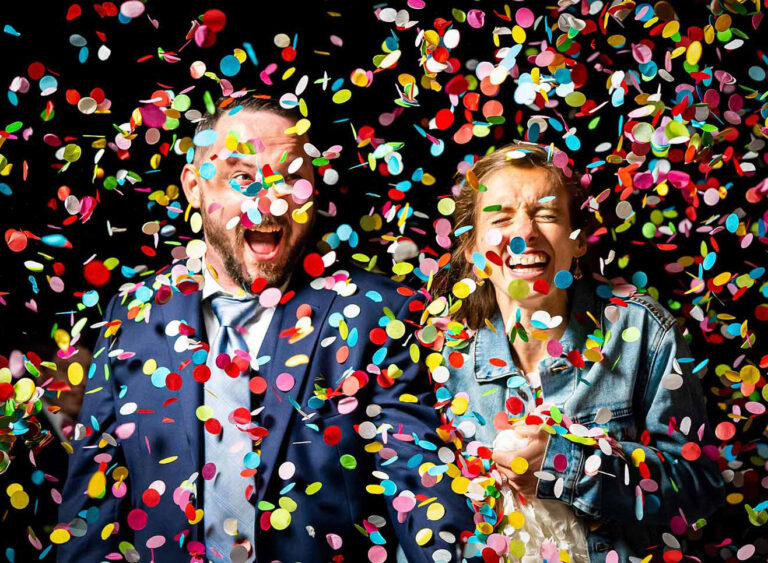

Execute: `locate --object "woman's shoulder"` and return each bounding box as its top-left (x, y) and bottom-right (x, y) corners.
top-left (621, 291), bottom-right (678, 333)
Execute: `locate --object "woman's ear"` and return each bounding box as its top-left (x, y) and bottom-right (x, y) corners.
top-left (573, 231), bottom-right (588, 258)
top-left (181, 164), bottom-right (202, 209)
top-left (463, 240), bottom-right (475, 264)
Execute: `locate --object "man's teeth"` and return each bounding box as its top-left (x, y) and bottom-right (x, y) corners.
top-left (249, 225), bottom-right (281, 233)
top-left (506, 253), bottom-right (549, 267)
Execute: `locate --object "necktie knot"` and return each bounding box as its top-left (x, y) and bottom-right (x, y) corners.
top-left (210, 295), bottom-right (262, 329)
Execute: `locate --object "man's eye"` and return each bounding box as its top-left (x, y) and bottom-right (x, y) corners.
top-left (492, 217), bottom-right (509, 225)
top-left (232, 173), bottom-right (253, 183)
top-left (536, 214), bottom-right (557, 221)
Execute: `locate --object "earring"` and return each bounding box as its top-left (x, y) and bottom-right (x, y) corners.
top-left (573, 257), bottom-right (583, 280)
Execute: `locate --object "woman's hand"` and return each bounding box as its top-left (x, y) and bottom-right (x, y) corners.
top-left (491, 425), bottom-right (549, 498)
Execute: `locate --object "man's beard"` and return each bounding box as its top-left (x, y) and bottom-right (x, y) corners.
top-left (200, 199), bottom-right (311, 291)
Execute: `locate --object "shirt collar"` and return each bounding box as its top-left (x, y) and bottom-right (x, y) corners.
top-left (473, 279), bottom-right (601, 380)
top-left (201, 259), bottom-right (293, 302)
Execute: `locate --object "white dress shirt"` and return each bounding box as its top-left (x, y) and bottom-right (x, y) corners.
top-left (201, 264), bottom-right (289, 369)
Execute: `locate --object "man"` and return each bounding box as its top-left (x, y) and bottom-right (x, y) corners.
top-left (57, 96), bottom-right (474, 562)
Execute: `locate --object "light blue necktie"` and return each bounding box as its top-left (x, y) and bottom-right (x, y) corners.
top-left (204, 295), bottom-right (263, 562)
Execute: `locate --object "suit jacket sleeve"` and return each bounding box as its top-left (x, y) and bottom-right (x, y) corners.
top-left (57, 294), bottom-right (131, 560)
top-left (370, 293), bottom-right (473, 562)
top-left (537, 321), bottom-right (725, 524)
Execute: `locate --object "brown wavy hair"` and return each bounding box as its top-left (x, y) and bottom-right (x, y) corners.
top-left (433, 142), bottom-right (597, 330)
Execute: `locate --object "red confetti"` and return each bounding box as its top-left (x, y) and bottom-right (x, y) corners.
top-left (202, 9), bottom-right (227, 32)
top-left (83, 259), bottom-right (110, 286)
top-left (303, 253), bottom-right (325, 277)
top-left (323, 425), bottom-right (342, 446)
top-left (65, 4), bottom-right (82, 20)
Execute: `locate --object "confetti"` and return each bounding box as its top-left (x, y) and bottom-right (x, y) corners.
top-left (0, 2), bottom-right (766, 562)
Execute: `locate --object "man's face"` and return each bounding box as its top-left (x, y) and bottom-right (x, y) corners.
top-left (181, 110), bottom-right (316, 292)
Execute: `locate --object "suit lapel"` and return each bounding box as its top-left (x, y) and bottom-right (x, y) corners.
top-left (256, 278), bottom-right (337, 501)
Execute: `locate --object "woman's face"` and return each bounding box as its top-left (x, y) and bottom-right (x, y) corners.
top-left (466, 165), bottom-right (586, 314)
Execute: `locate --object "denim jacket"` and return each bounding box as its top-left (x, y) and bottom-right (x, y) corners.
top-left (441, 280), bottom-right (724, 562)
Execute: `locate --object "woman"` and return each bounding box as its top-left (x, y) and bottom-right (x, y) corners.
top-left (434, 143), bottom-right (724, 561)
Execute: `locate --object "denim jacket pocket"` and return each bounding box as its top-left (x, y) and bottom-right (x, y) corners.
top-left (571, 406), bottom-right (637, 443)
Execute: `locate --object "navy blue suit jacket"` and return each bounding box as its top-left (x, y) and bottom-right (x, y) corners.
top-left (58, 267), bottom-right (473, 561)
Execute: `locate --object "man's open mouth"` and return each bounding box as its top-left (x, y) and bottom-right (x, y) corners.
top-left (245, 225), bottom-right (284, 259)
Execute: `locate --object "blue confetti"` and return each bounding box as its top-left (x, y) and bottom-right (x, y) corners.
top-left (509, 236), bottom-right (526, 254)
top-left (219, 55), bottom-right (241, 77)
top-left (554, 269), bottom-right (573, 289)
top-left (193, 129), bottom-right (218, 147)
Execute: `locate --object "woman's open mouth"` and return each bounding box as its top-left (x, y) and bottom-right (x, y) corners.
top-left (245, 225), bottom-right (284, 260)
top-left (505, 251), bottom-right (550, 279)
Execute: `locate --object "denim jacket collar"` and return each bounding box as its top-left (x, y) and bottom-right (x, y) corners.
top-left (472, 280), bottom-right (603, 383)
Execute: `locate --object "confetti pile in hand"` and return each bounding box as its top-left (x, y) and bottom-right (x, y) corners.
top-left (0, 1), bottom-right (766, 561)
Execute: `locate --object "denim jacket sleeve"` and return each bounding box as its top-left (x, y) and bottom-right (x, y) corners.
top-left (537, 319), bottom-right (725, 524)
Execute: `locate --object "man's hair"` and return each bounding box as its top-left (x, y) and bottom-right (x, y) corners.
top-left (433, 142), bottom-right (597, 330)
top-left (192, 96), bottom-right (299, 165)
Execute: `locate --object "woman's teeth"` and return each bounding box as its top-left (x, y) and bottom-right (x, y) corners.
top-left (506, 252), bottom-right (549, 269)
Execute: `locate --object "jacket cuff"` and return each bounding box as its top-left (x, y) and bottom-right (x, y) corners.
top-left (536, 432), bottom-right (585, 507)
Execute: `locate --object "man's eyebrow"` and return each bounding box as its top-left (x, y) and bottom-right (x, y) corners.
top-left (222, 157), bottom-right (259, 167)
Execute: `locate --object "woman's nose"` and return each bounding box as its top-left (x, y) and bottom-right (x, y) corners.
top-left (508, 215), bottom-right (538, 243)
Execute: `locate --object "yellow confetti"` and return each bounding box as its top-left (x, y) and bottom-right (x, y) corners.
top-left (451, 396), bottom-right (468, 415)
top-left (332, 89), bottom-right (352, 104)
top-left (450, 476), bottom-right (469, 494)
top-left (142, 358), bottom-right (157, 375)
top-left (426, 502), bottom-right (445, 521)
top-left (686, 40), bottom-right (702, 65)
top-left (87, 471), bottom-right (106, 498)
top-left (50, 529), bottom-right (71, 544)
top-left (510, 456), bottom-right (529, 475)
top-left (68, 361), bottom-right (84, 386)
top-left (13, 378), bottom-right (35, 403)
top-left (271, 508), bottom-right (292, 530)
top-left (415, 528), bottom-right (433, 546)
top-left (10, 489), bottom-right (29, 509)
top-left (740, 365), bottom-right (760, 384)
top-left (508, 511), bottom-right (525, 529)
top-left (305, 482), bottom-right (322, 495)
top-left (286, 354), bottom-right (309, 367)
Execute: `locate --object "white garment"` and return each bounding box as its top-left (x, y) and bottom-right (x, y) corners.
top-left (493, 426), bottom-right (590, 563)
top-left (492, 374), bottom-right (590, 563)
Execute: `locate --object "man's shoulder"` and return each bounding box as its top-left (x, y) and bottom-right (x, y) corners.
top-left (99, 276), bottom-right (202, 333)
top-left (303, 265), bottom-right (419, 314)
top-left (345, 266), bottom-right (407, 295)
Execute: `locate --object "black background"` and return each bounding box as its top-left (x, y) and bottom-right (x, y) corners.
top-left (0, 1), bottom-right (766, 560)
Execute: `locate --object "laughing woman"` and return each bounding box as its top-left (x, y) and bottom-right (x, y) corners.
top-left (436, 143), bottom-right (724, 561)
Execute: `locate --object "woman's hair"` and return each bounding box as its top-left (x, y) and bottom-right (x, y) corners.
top-left (434, 142), bottom-right (597, 330)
